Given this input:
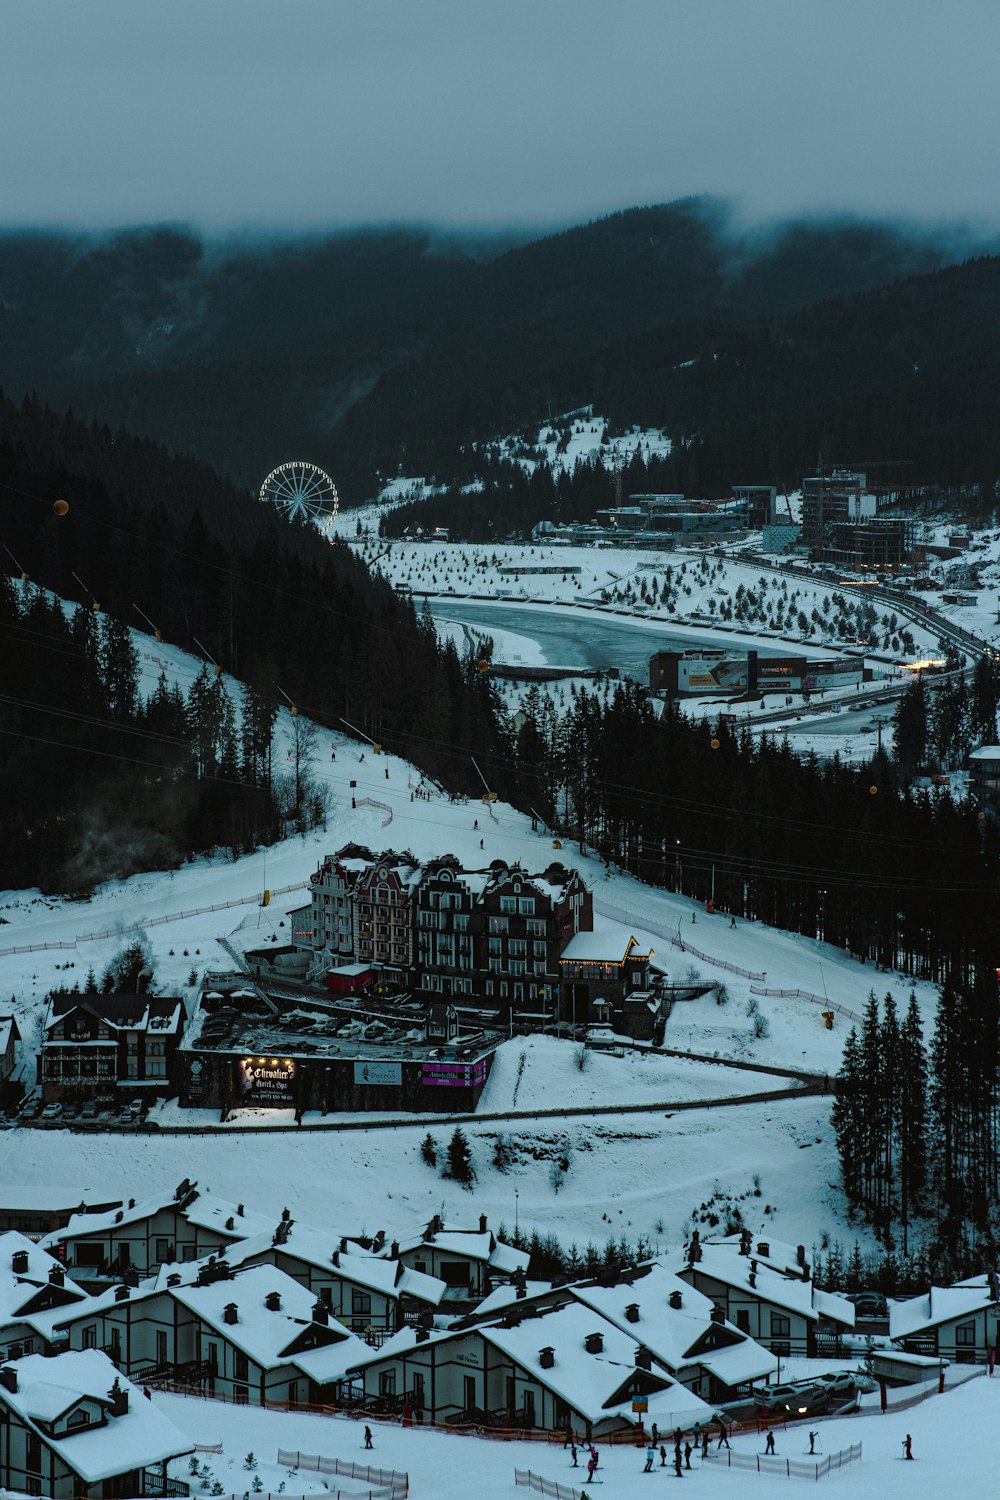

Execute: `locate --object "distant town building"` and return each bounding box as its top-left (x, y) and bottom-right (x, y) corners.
top-left (39, 996), bottom-right (185, 1106)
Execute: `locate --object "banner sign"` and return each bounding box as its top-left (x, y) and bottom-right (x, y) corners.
top-left (353, 1061), bottom-right (402, 1087)
top-left (422, 1059), bottom-right (490, 1088)
top-left (238, 1055), bottom-right (295, 1104)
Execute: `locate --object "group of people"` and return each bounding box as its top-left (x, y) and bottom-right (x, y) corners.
top-left (569, 1418), bottom-right (731, 1484)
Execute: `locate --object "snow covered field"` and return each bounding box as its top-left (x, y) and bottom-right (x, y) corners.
top-left (156, 1370), bottom-right (994, 1500)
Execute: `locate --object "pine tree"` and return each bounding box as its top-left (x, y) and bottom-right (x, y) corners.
top-left (444, 1127), bottom-right (474, 1187)
top-left (898, 991), bottom-right (928, 1251)
top-left (832, 1028), bottom-right (863, 1213)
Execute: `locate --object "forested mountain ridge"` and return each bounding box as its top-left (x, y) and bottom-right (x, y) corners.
top-left (0, 203), bottom-right (978, 500)
top-left (0, 390), bottom-right (513, 891)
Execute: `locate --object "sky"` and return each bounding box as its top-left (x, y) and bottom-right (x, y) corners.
top-left (2, 0), bottom-right (998, 233)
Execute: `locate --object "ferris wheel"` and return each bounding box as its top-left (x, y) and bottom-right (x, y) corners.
top-left (259, 461), bottom-right (339, 539)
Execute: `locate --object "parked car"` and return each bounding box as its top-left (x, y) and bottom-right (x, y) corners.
top-left (848, 1291), bottom-right (887, 1318)
top-left (754, 1381), bottom-right (829, 1417)
top-left (79, 1100), bottom-right (100, 1121)
top-left (117, 1103), bottom-right (137, 1125)
top-left (819, 1372), bottom-right (858, 1403)
top-left (40, 1102), bottom-right (63, 1121)
top-left (18, 1095), bottom-right (43, 1119)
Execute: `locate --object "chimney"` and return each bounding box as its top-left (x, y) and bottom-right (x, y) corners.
top-left (415, 1325), bottom-right (431, 1344)
top-left (516, 1284), bottom-right (527, 1300)
top-left (539, 1346), bottom-right (555, 1368)
top-left (340, 1236), bottom-right (349, 1254)
top-left (237, 1204), bottom-right (245, 1216)
top-left (281, 1207), bottom-right (291, 1222)
top-left (107, 1378), bottom-right (129, 1417)
top-left (11, 1250), bottom-right (29, 1275)
top-left (740, 1229), bottom-right (752, 1257)
top-left (0, 1367), bottom-right (16, 1394)
top-left (312, 1300), bottom-right (328, 1326)
top-left (710, 1306), bottom-right (725, 1324)
top-left (584, 1332), bottom-right (604, 1354)
top-left (167, 1274), bottom-right (182, 1288)
top-left (128, 1199), bottom-right (135, 1210)
top-left (635, 1344), bottom-right (652, 1370)
top-left (374, 1230), bottom-right (386, 1250)
top-left (391, 1240), bottom-right (400, 1259)
top-left (668, 1290), bottom-right (682, 1310)
top-left (625, 1303), bottom-right (640, 1323)
top-left (114, 1211), bottom-right (124, 1224)
top-left (115, 1285), bottom-right (130, 1302)
top-left (331, 1250), bottom-right (340, 1268)
top-left (265, 1291), bottom-right (281, 1312)
top-left (479, 1214), bottom-right (488, 1233)
top-left (226, 1217), bottom-right (234, 1232)
top-left (756, 1241), bottom-right (770, 1258)
top-left (49, 1267), bottom-right (64, 1287)
top-left (796, 1244), bottom-right (806, 1269)
top-left (223, 1302), bottom-right (238, 1325)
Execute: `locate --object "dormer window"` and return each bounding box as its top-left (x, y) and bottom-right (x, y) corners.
top-left (66, 1406), bottom-right (90, 1429)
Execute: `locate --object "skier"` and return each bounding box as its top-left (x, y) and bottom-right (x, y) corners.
top-left (903, 1434), bottom-right (913, 1460)
top-left (673, 1447), bottom-right (683, 1478)
top-left (570, 1444), bottom-right (578, 1468)
top-left (716, 1418), bottom-right (730, 1450)
top-left (730, 914), bottom-right (736, 928)
top-left (691, 1422), bottom-right (701, 1449)
top-left (691, 912), bottom-right (696, 923)
top-left (644, 1445), bottom-right (655, 1472)
top-left (659, 1446), bottom-right (667, 1467)
top-left (480, 839), bottom-right (484, 849)
top-left (701, 1430), bottom-right (710, 1459)
top-left (473, 819), bottom-right (478, 829)
top-left (586, 1454), bottom-right (597, 1484)
top-left (651, 1423), bottom-right (659, 1446)
top-left (684, 1442), bottom-right (692, 1469)
top-left (807, 1432), bottom-right (818, 1456)
top-left (765, 1431), bottom-right (776, 1455)
top-left (364, 1426), bottom-right (373, 1450)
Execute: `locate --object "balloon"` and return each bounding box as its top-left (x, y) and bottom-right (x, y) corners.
top-left (53, 499), bottom-right (69, 517)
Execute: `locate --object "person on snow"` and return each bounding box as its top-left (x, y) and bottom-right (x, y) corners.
top-left (673, 1447), bottom-right (684, 1478)
top-left (659, 1445), bottom-right (667, 1467)
top-left (765, 1431), bottom-right (776, 1455)
top-left (570, 1444), bottom-right (578, 1467)
top-left (701, 1429), bottom-right (710, 1459)
top-left (684, 1442), bottom-right (692, 1469)
top-left (586, 1455), bottom-right (597, 1483)
top-left (903, 1434), bottom-right (913, 1460)
top-left (644, 1445), bottom-right (655, 1472)
top-left (364, 1426), bottom-right (373, 1449)
top-left (716, 1418), bottom-right (730, 1449)
top-left (807, 1432), bottom-right (818, 1455)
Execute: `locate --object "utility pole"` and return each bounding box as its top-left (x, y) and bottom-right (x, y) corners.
top-left (872, 713), bottom-right (891, 754)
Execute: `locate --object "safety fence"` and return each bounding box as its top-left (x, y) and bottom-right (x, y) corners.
top-left (749, 985), bottom-right (862, 1023)
top-left (193, 1442), bottom-right (223, 1453)
top-left (355, 796), bottom-right (393, 827)
top-left (704, 1441), bottom-right (862, 1480)
top-left (668, 934), bottom-right (766, 981)
top-left (592, 896), bottom-right (766, 981)
top-left (0, 881), bottom-right (306, 957)
top-left (515, 1468), bottom-right (585, 1500)
top-left (277, 1450), bottom-right (407, 1498)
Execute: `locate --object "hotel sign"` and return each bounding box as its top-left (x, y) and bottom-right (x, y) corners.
top-left (353, 1061), bottom-right (402, 1087)
top-left (238, 1055), bottom-right (296, 1104)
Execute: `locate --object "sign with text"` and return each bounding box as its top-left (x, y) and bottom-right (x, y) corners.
top-left (238, 1055), bottom-right (296, 1104)
top-left (353, 1060), bottom-right (402, 1087)
top-left (422, 1059), bottom-right (490, 1088)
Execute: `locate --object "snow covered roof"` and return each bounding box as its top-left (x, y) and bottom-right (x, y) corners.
top-left (474, 1281), bottom-right (554, 1316)
top-left (568, 1263), bottom-right (773, 1382)
top-left (890, 1282), bottom-right (1000, 1339)
top-left (170, 1264), bottom-right (349, 1370)
top-left (44, 994), bottom-right (184, 1036)
top-left (288, 1327), bottom-right (372, 1385)
top-left (0, 1231), bottom-right (90, 1334)
top-left (968, 745), bottom-right (1000, 761)
top-left (391, 1225), bottom-right (529, 1276)
top-left (0, 1350), bottom-right (192, 1481)
top-left (148, 1235), bottom-right (275, 1291)
top-left (275, 1224), bottom-right (447, 1305)
top-left (0, 1186), bottom-right (121, 1215)
top-left (180, 1194), bottom-right (275, 1241)
top-left (43, 1188), bottom-right (188, 1245)
top-left (673, 1247), bottom-right (854, 1328)
top-left (703, 1233), bottom-right (811, 1279)
top-left (478, 1302), bottom-right (712, 1425)
top-left (0, 1016), bottom-right (19, 1053)
top-left (560, 931), bottom-right (652, 964)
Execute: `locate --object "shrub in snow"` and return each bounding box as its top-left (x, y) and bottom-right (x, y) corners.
top-left (244, 1453), bottom-right (257, 1471)
top-left (420, 1132), bottom-right (438, 1167)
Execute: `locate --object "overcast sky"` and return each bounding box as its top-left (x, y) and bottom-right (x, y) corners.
top-left (2, 0), bottom-right (997, 232)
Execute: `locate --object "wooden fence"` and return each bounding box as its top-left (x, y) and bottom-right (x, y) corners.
top-left (276, 1449), bottom-right (407, 1498)
top-left (704, 1441), bottom-right (862, 1480)
top-left (515, 1468), bottom-right (586, 1500)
